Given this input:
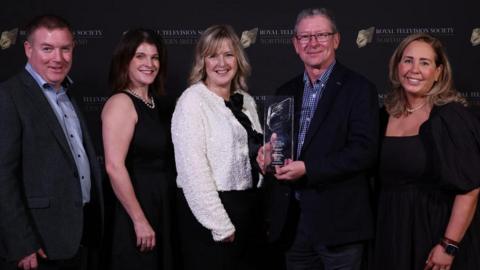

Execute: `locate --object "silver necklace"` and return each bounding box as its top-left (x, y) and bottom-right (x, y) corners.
top-left (406, 102), bottom-right (426, 114)
top-left (125, 89), bottom-right (155, 109)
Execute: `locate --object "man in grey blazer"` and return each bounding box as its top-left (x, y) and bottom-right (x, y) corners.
top-left (0, 15), bottom-right (103, 270)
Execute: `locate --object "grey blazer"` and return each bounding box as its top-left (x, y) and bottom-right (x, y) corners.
top-left (0, 70), bottom-right (103, 261)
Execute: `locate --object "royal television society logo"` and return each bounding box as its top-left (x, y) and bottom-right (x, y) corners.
top-left (156, 29), bottom-right (203, 45)
top-left (377, 93), bottom-right (387, 106)
top-left (157, 27), bottom-right (293, 47)
top-left (237, 27), bottom-right (295, 47)
top-left (0, 28), bottom-right (103, 48)
top-left (82, 96), bottom-right (108, 112)
top-left (471, 28), bottom-right (480, 46)
top-left (461, 90), bottom-right (480, 106)
top-left (257, 28), bottom-right (294, 46)
top-left (73, 29), bottom-right (104, 46)
top-left (356, 27), bottom-right (374, 48)
top-left (240, 28), bottom-right (258, 48)
top-left (356, 26), bottom-right (455, 48)
top-left (0, 28), bottom-right (18, 50)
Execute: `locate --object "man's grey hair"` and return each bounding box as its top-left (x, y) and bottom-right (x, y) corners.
top-left (294, 8), bottom-right (338, 34)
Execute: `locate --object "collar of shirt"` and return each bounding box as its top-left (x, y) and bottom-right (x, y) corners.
top-left (302, 60), bottom-right (336, 89)
top-left (25, 63), bottom-right (73, 92)
top-left (25, 63), bottom-right (71, 132)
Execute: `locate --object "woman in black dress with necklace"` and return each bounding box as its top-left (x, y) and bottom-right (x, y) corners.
top-left (102, 29), bottom-right (176, 270)
top-left (374, 33), bottom-right (480, 270)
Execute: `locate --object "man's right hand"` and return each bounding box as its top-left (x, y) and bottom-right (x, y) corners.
top-left (17, 249), bottom-right (47, 270)
top-left (256, 133), bottom-right (277, 174)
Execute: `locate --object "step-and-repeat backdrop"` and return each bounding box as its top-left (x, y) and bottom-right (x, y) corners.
top-left (1, 0), bottom-right (479, 152)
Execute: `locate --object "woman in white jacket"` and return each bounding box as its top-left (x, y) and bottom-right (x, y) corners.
top-left (171, 24), bottom-right (264, 270)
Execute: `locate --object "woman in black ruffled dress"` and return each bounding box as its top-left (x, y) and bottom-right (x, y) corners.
top-left (374, 33), bottom-right (480, 270)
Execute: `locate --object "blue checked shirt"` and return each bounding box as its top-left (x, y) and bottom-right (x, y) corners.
top-left (25, 63), bottom-right (91, 204)
top-left (297, 61), bottom-right (336, 158)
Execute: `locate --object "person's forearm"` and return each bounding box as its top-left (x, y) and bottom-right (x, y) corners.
top-left (444, 188), bottom-right (479, 242)
top-left (106, 164), bottom-right (147, 223)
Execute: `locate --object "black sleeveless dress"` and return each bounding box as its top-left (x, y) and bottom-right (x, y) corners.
top-left (373, 103), bottom-right (480, 270)
top-left (110, 92), bottom-right (176, 270)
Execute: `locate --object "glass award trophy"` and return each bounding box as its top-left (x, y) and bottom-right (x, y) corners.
top-left (255, 96), bottom-right (294, 173)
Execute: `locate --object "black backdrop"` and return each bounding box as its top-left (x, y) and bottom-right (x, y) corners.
top-left (1, 0), bottom-right (479, 151)
top-left (1, 0), bottom-right (479, 267)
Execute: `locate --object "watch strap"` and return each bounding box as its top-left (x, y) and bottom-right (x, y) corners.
top-left (440, 237), bottom-right (459, 256)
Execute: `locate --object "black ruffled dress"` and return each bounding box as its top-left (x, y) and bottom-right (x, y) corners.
top-left (374, 102), bottom-right (480, 270)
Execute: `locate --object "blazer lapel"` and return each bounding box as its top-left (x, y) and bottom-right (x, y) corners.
top-left (20, 71), bottom-right (76, 165)
top-left (299, 64), bottom-right (345, 157)
top-left (284, 76), bottom-right (304, 159)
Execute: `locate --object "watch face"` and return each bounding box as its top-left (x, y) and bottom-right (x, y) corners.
top-left (445, 244), bottom-right (458, 256)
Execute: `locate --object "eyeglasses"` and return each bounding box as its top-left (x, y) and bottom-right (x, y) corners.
top-left (295, 32), bottom-right (336, 44)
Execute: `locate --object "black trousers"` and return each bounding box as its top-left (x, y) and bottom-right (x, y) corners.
top-left (176, 188), bottom-right (266, 270)
top-left (284, 206), bottom-right (364, 270)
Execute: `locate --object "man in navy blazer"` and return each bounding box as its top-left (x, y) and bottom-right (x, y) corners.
top-left (0, 15), bottom-right (103, 270)
top-left (259, 8), bottom-right (379, 270)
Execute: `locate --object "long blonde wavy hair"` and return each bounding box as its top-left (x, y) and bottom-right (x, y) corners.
top-left (385, 33), bottom-right (466, 117)
top-left (188, 24), bottom-right (251, 93)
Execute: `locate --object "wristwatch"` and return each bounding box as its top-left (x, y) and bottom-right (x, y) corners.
top-left (440, 237), bottom-right (459, 256)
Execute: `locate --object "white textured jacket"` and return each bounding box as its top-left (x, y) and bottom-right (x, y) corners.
top-left (171, 82), bottom-right (262, 241)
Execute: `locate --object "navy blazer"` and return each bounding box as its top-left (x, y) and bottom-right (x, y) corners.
top-left (0, 70), bottom-right (104, 261)
top-left (266, 62), bottom-right (379, 246)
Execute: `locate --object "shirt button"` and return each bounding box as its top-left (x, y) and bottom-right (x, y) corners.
top-left (70, 134), bottom-right (74, 138)
top-left (77, 154), bottom-right (81, 158)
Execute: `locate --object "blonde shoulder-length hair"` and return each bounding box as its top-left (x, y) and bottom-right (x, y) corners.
top-left (188, 24), bottom-right (251, 92)
top-left (385, 33), bottom-right (466, 117)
